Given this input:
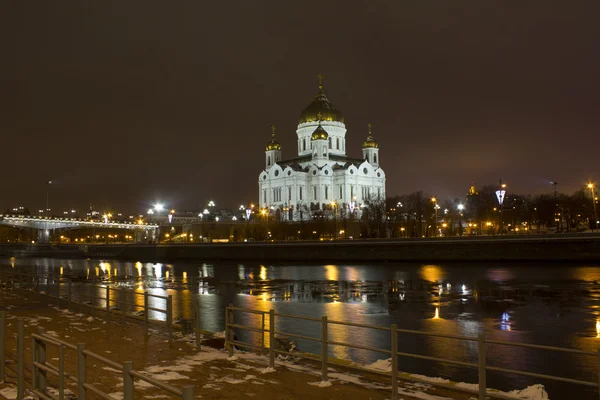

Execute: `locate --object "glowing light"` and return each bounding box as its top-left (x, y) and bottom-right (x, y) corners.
top-left (462, 284), bottom-right (466, 292)
top-left (433, 307), bottom-right (440, 319)
top-left (596, 319), bottom-right (600, 338)
top-left (60, 266), bottom-right (64, 275)
top-left (260, 265), bottom-right (267, 280)
top-left (154, 204), bottom-right (164, 212)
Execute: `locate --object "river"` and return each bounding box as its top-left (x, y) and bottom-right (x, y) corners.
top-left (4, 257), bottom-right (600, 399)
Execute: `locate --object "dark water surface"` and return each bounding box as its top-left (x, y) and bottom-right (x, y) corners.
top-left (4, 257), bottom-right (600, 399)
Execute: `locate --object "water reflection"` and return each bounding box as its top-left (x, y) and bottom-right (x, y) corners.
top-left (5, 258), bottom-right (600, 399)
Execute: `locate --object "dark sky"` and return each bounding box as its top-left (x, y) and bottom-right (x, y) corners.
top-left (2, 2), bottom-right (599, 214)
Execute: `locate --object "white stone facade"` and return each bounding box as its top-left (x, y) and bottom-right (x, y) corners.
top-left (258, 82), bottom-right (386, 221)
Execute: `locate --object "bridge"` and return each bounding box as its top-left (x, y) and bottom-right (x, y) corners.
top-left (0, 215), bottom-right (158, 243)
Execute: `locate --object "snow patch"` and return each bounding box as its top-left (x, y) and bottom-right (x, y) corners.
top-left (506, 384), bottom-right (550, 400)
top-left (102, 367), bottom-right (122, 373)
top-left (0, 386), bottom-right (17, 400)
top-left (213, 331), bottom-right (226, 338)
top-left (365, 358), bottom-right (392, 372)
top-left (308, 380), bottom-right (332, 388)
top-left (259, 367), bottom-right (276, 374)
top-left (409, 374), bottom-right (451, 384)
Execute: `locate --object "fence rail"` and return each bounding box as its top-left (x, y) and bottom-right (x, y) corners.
top-left (0, 312), bottom-right (194, 400)
top-left (224, 304), bottom-right (600, 400)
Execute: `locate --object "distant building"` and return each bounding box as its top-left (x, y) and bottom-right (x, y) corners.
top-left (258, 75), bottom-right (386, 220)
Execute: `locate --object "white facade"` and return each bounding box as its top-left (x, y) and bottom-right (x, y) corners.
top-left (258, 80), bottom-right (386, 220)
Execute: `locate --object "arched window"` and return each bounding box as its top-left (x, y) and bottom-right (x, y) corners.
top-left (328, 137), bottom-right (332, 149)
top-left (325, 186), bottom-right (328, 200)
top-left (339, 185), bottom-right (342, 198)
top-left (314, 186), bottom-right (317, 200)
top-left (300, 187), bottom-right (303, 200)
top-left (336, 138), bottom-right (340, 149)
top-left (374, 153), bottom-right (377, 163)
top-left (303, 139), bottom-right (306, 151)
top-left (288, 187), bottom-right (291, 201)
top-left (322, 146), bottom-right (327, 157)
top-left (267, 155), bottom-right (271, 166)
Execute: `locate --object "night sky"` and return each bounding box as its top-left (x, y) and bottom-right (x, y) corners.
top-left (2, 2), bottom-right (599, 214)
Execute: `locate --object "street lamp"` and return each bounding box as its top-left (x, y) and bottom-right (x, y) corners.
top-left (588, 183), bottom-right (598, 231)
top-left (45, 180), bottom-right (53, 213)
top-left (431, 197), bottom-right (438, 237)
top-left (457, 204), bottom-right (465, 236)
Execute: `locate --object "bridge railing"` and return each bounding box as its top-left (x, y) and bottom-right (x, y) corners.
top-left (0, 267), bottom-right (174, 341)
top-left (0, 311), bottom-right (193, 400)
top-left (224, 304), bottom-right (600, 400)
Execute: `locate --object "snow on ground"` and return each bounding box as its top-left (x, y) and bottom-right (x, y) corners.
top-left (0, 386), bottom-right (17, 400)
top-left (308, 381), bottom-right (333, 388)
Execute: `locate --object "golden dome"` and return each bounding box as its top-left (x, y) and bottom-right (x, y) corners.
top-left (298, 74), bottom-right (344, 124)
top-left (311, 123), bottom-right (329, 140)
top-left (265, 125), bottom-right (281, 151)
top-left (362, 122), bottom-right (379, 148)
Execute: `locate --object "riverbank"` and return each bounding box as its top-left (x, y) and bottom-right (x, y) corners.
top-left (2, 233), bottom-right (600, 262)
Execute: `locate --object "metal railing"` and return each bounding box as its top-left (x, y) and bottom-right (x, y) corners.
top-left (224, 305), bottom-right (600, 400)
top-left (0, 312), bottom-right (194, 400)
top-left (0, 267), bottom-right (174, 341)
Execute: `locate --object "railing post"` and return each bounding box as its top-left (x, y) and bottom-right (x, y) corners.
top-left (123, 361), bottom-right (134, 400)
top-left (391, 324), bottom-right (398, 400)
top-left (58, 344), bottom-right (65, 400)
top-left (261, 312), bottom-right (265, 349)
top-left (57, 279), bottom-right (60, 307)
top-left (106, 286), bottom-right (110, 321)
top-left (321, 315), bottom-right (328, 382)
top-left (17, 319), bottom-right (24, 400)
top-left (597, 348), bottom-right (600, 400)
top-left (227, 304), bottom-right (234, 357)
top-left (77, 344), bottom-right (86, 400)
top-left (121, 289), bottom-right (126, 325)
top-left (182, 385), bottom-right (194, 400)
top-left (144, 291), bottom-right (149, 328)
top-left (37, 328), bottom-right (47, 392)
top-left (167, 295), bottom-right (173, 342)
top-left (67, 281), bottom-right (72, 311)
top-left (0, 311), bottom-right (5, 383)
top-left (269, 310), bottom-right (275, 368)
top-left (478, 333), bottom-right (486, 400)
top-left (194, 302), bottom-right (201, 352)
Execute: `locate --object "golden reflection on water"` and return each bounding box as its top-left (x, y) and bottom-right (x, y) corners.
top-left (420, 265), bottom-right (443, 283)
top-left (135, 262), bottom-right (142, 277)
top-left (183, 271), bottom-right (188, 282)
top-left (433, 307), bottom-right (440, 319)
top-left (166, 271), bottom-right (170, 280)
top-left (326, 300), bottom-right (352, 360)
top-left (60, 266), bottom-right (63, 275)
top-left (260, 265), bottom-right (267, 280)
top-left (324, 265), bottom-right (339, 281)
top-left (596, 320), bottom-right (600, 338)
top-left (99, 262), bottom-right (111, 277)
top-left (571, 267), bottom-right (600, 282)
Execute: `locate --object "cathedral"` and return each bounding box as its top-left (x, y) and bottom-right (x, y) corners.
top-left (258, 75), bottom-right (386, 221)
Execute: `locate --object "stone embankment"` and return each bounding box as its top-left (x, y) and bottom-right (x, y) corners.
top-left (2, 233), bottom-right (600, 262)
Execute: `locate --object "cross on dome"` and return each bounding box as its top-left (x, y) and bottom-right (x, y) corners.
top-left (317, 72), bottom-right (324, 90)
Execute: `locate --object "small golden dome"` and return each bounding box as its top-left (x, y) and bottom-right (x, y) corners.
top-left (362, 122), bottom-right (379, 148)
top-left (265, 124), bottom-right (281, 151)
top-left (298, 74), bottom-right (344, 124)
top-left (311, 123), bottom-right (329, 140)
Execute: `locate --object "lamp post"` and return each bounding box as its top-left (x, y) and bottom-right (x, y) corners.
top-left (588, 183), bottom-right (598, 231)
top-left (431, 197), bottom-right (438, 237)
top-left (457, 204), bottom-right (465, 236)
top-left (45, 180), bottom-right (53, 213)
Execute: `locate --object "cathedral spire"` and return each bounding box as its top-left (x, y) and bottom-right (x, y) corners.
top-left (317, 72), bottom-right (324, 91)
top-left (271, 124), bottom-right (276, 138)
